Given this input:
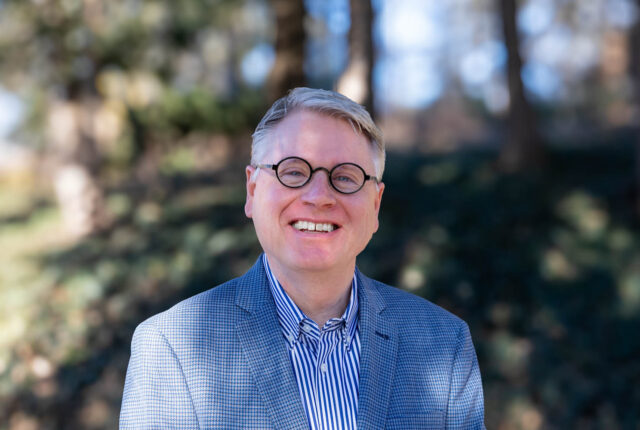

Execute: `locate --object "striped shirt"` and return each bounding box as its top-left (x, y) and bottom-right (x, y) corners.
top-left (263, 255), bottom-right (360, 430)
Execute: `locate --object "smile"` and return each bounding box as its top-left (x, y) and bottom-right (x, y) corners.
top-left (291, 220), bottom-right (338, 233)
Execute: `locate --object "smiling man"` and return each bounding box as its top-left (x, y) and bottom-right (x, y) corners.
top-left (120, 88), bottom-right (485, 429)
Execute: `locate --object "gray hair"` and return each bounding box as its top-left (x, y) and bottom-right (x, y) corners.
top-left (251, 87), bottom-right (385, 180)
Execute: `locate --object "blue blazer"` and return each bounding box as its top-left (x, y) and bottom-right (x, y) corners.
top-left (120, 257), bottom-right (485, 429)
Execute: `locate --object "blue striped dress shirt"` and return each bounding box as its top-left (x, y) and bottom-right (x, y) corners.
top-left (263, 255), bottom-right (360, 430)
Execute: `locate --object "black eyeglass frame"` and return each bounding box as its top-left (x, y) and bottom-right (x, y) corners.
top-left (254, 156), bottom-right (379, 195)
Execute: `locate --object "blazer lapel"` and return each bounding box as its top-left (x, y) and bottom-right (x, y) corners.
top-left (235, 259), bottom-right (308, 430)
top-left (356, 271), bottom-right (399, 430)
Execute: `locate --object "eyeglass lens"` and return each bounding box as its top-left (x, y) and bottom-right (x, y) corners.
top-left (276, 157), bottom-right (366, 194)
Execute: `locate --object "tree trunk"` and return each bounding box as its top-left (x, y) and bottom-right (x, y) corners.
top-left (631, 0), bottom-right (640, 215)
top-left (497, 0), bottom-right (544, 172)
top-left (267, 0), bottom-right (306, 102)
top-left (47, 99), bottom-right (107, 237)
top-left (336, 0), bottom-right (375, 117)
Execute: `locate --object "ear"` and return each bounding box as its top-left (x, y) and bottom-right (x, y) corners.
top-left (372, 182), bottom-right (385, 232)
top-left (245, 165), bottom-right (257, 218)
top-left (374, 182), bottom-right (385, 211)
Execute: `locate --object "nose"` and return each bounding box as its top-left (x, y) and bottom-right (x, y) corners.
top-left (300, 169), bottom-right (336, 207)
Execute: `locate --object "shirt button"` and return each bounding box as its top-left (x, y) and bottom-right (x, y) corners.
top-left (303, 325), bottom-right (312, 333)
top-left (321, 363), bottom-right (328, 373)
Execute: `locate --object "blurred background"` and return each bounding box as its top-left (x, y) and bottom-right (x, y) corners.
top-left (1, 0), bottom-right (639, 428)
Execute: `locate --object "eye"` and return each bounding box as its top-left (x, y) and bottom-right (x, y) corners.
top-left (277, 159), bottom-right (311, 186)
top-left (334, 174), bottom-right (358, 184)
top-left (332, 165), bottom-right (363, 186)
top-left (280, 167), bottom-right (307, 177)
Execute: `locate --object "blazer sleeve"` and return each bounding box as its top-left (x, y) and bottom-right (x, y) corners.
top-left (120, 320), bottom-right (200, 430)
top-left (446, 322), bottom-right (486, 430)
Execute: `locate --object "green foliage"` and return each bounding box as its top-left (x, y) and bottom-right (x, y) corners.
top-left (1, 145), bottom-right (639, 429)
top-left (134, 87), bottom-right (266, 135)
top-left (0, 0), bottom-right (270, 148)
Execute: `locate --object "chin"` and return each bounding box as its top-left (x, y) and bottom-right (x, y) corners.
top-left (285, 249), bottom-right (343, 272)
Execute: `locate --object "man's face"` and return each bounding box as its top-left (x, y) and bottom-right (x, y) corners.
top-left (245, 110), bottom-right (384, 275)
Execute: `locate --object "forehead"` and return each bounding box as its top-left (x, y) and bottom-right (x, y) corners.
top-left (268, 110), bottom-right (374, 167)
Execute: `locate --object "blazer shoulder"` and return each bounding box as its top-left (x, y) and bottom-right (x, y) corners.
top-left (364, 275), bottom-right (468, 331)
top-left (138, 275), bottom-right (244, 335)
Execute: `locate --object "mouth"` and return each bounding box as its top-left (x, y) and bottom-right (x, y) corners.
top-left (291, 220), bottom-right (340, 233)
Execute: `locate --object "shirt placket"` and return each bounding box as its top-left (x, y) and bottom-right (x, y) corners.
top-left (319, 322), bottom-right (346, 429)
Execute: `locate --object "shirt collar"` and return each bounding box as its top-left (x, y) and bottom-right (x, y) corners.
top-left (263, 254), bottom-right (359, 349)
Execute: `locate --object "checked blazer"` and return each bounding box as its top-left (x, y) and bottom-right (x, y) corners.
top-left (120, 256), bottom-right (485, 429)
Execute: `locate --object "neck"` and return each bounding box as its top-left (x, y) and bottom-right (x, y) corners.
top-left (266, 257), bottom-right (355, 328)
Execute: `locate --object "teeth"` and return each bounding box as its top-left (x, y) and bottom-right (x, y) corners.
top-left (293, 221), bottom-right (336, 232)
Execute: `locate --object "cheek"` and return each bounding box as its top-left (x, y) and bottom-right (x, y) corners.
top-left (254, 185), bottom-right (294, 220)
top-left (372, 214), bottom-right (379, 233)
top-left (362, 199), bottom-right (381, 233)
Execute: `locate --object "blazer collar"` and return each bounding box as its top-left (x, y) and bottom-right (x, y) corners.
top-left (356, 269), bottom-right (399, 429)
top-left (234, 257), bottom-right (274, 314)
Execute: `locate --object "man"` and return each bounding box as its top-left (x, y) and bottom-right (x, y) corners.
top-left (120, 88), bottom-right (485, 429)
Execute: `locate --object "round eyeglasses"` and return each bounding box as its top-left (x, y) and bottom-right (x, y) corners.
top-left (254, 156), bottom-right (379, 194)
